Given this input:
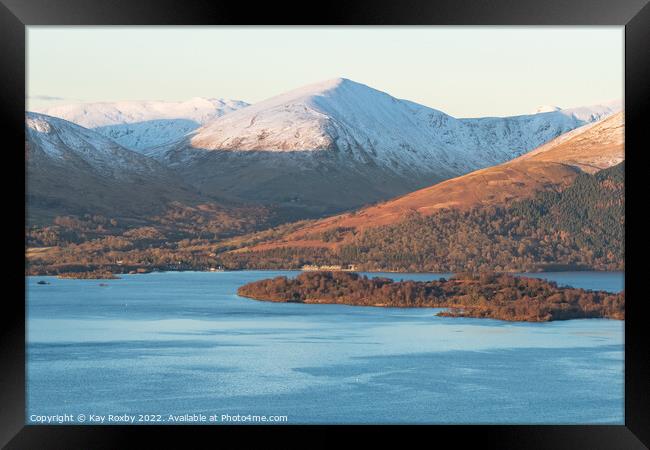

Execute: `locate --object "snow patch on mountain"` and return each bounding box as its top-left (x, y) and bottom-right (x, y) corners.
top-left (26, 115), bottom-right (52, 133)
top-left (94, 119), bottom-right (199, 151)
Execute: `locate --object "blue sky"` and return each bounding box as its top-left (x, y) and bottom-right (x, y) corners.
top-left (27, 26), bottom-right (623, 118)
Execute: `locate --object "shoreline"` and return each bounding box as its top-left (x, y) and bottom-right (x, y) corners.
top-left (237, 292), bottom-right (625, 322)
top-left (25, 267), bottom-right (624, 278)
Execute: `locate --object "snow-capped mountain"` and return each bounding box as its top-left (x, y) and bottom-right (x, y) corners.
top-left (154, 78), bottom-right (620, 213)
top-left (36, 97), bottom-right (249, 152)
top-left (25, 112), bottom-right (210, 222)
top-left (182, 79), bottom-right (618, 169)
top-left (26, 112), bottom-right (161, 177)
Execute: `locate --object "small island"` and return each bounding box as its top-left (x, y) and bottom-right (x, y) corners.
top-left (237, 271), bottom-right (624, 322)
top-left (57, 270), bottom-right (120, 280)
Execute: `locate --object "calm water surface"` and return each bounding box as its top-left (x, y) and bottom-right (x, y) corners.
top-left (26, 271), bottom-right (624, 424)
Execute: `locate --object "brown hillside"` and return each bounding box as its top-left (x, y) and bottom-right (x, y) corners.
top-left (244, 112), bottom-right (624, 252)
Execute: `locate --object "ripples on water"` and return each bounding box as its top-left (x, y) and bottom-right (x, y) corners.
top-left (26, 271), bottom-right (624, 424)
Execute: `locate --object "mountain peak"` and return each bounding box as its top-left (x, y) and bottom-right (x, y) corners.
top-left (296, 77), bottom-right (355, 93)
top-left (188, 77), bottom-right (414, 153)
top-left (255, 77), bottom-right (369, 105)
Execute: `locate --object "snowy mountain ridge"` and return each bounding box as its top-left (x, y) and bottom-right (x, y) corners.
top-left (178, 78), bottom-right (621, 178)
top-left (28, 79), bottom-right (622, 215)
top-left (36, 97), bottom-right (250, 128)
top-left (26, 112), bottom-right (161, 178)
top-left (145, 78), bottom-right (621, 213)
top-left (36, 97), bottom-right (250, 152)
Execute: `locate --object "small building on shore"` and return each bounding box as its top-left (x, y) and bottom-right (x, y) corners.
top-left (301, 264), bottom-right (357, 272)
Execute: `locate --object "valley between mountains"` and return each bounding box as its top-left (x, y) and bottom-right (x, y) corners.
top-left (26, 78), bottom-right (624, 276)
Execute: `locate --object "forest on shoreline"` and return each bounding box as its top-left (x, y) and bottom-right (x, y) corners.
top-left (221, 163), bottom-right (625, 272)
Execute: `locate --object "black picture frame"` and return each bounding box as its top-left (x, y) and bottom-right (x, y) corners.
top-left (2, 1), bottom-right (648, 448)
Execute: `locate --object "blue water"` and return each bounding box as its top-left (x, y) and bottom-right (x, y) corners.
top-left (26, 271), bottom-right (624, 424)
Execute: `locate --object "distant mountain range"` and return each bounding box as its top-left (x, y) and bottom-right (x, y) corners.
top-left (35, 98), bottom-right (249, 151)
top-left (150, 78), bottom-right (620, 213)
top-left (27, 78), bottom-right (622, 221)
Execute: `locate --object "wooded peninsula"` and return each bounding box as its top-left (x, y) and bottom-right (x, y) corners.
top-left (237, 271), bottom-right (624, 322)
